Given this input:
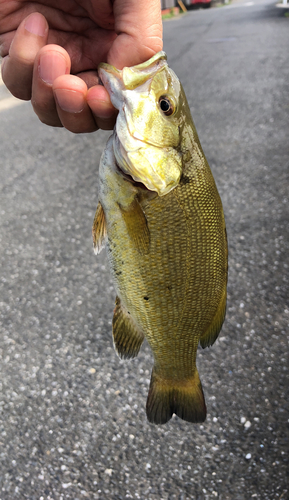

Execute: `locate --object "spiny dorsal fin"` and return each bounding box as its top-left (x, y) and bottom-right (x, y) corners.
top-left (118, 198), bottom-right (150, 255)
top-left (92, 202), bottom-right (107, 255)
top-left (113, 296), bottom-right (144, 359)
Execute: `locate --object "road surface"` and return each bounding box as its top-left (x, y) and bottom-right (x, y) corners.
top-left (0, 0), bottom-right (288, 498)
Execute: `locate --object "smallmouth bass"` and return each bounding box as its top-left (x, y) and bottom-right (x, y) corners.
top-left (93, 52), bottom-right (228, 425)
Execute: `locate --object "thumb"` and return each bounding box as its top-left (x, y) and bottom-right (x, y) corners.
top-left (107, 0), bottom-right (163, 69)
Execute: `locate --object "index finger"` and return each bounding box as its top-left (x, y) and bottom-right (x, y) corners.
top-left (1, 13), bottom-right (48, 100)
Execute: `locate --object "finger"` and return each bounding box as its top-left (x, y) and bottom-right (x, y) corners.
top-left (1, 13), bottom-right (48, 100)
top-left (76, 71), bottom-right (101, 90)
top-left (110, 0), bottom-right (163, 69)
top-left (0, 32), bottom-right (15, 58)
top-left (31, 45), bottom-right (71, 127)
top-left (87, 85), bottom-right (118, 130)
top-left (53, 75), bottom-right (98, 133)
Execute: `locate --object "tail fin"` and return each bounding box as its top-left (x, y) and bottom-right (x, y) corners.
top-left (146, 368), bottom-right (206, 425)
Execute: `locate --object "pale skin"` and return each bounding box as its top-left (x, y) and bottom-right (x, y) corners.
top-left (0, 0), bottom-right (163, 133)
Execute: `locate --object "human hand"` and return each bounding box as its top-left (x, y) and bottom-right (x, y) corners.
top-left (0, 0), bottom-right (163, 133)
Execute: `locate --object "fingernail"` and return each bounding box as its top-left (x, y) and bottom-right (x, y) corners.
top-left (39, 53), bottom-right (68, 85)
top-left (24, 13), bottom-right (47, 36)
top-left (54, 89), bottom-right (85, 113)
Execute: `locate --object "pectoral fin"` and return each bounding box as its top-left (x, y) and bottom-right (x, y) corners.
top-left (119, 198), bottom-right (150, 255)
top-left (200, 289), bottom-right (227, 348)
top-left (112, 296), bottom-right (144, 359)
top-left (92, 202), bottom-right (107, 254)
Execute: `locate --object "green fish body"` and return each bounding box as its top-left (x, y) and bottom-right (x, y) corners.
top-left (93, 52), bottom-right (227, 424)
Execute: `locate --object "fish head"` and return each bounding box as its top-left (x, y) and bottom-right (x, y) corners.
top-left (98, 52), bottom-right (187, 196)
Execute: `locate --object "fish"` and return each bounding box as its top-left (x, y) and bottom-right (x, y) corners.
top-left (92, 51), bottom-right (228, 425)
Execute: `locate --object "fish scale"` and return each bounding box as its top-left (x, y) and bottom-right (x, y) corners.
top-left (93, 52), bottom-right (228, 424)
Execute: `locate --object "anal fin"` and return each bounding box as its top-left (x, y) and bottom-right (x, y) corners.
top-left (200, 289), bottom-right (227, 349)
top-left (92, 201), bottom-right (107, 255)
top-left (146, 368), bottom-right (206, 425)
top-left (113, 296), bottom-right (144, 359)
top-left (119, 198), bottom-right (150, 255)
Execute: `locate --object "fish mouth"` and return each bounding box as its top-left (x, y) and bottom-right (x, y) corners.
top-left (98, 52), bottom-right (167, 93)
top-left (99, 53), bottom-right (182, 196)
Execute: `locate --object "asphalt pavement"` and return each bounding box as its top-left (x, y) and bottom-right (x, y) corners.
top-left (0, 0), bottom-right (288, 498)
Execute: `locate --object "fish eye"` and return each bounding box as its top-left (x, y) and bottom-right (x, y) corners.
top-left (159, 95), bottom-right (175, 116)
